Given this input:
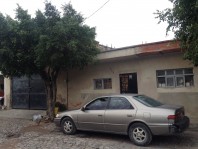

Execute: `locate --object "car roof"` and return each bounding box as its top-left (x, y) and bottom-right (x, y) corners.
top-left (98, 94), bottom-right (139, 98)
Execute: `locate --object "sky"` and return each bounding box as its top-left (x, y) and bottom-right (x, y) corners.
top-left (0, 0), bottom-right (174, 48)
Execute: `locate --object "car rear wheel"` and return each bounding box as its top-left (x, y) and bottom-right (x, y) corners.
top-left (61, 117), bottom-right (77, 135)
top-left (129, 123), bottom-right (152, 146)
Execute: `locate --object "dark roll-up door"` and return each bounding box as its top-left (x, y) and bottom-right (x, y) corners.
top-left (12, 75), bottom-right (47, 110)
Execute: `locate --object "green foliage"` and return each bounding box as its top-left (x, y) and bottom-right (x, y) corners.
top-left (0, 1), bottom-right (99, 119)
top-left (0, 1), bottom-right (99, 77)
top-left (155, 0), bottom-right (198, 66)
top-left (0, 6), bottom-right (38, 77)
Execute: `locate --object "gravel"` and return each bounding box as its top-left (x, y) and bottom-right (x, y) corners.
top-left (0, 117), bottom-right (198, 149)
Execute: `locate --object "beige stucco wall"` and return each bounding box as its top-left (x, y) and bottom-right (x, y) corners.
top-left (4, 78), bottom-right (11, 108)
top-left (57, 53), bottom-right (198, 122)
top-left (3, 51), bottom-right (197, 122)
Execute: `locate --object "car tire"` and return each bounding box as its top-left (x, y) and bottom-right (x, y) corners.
top-left (129, 123), bottom-right (152, 146)
top-left (61, 117), bottom-right (77, 135)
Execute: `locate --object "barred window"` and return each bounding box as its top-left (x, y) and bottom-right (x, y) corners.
top-left (156, 68), bottom-right (194, 88)
top-left (94, 78), bottom-right (112, 89)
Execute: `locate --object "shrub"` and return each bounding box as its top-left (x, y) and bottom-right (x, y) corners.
top-left (55, 102), bottom-right (67, 112)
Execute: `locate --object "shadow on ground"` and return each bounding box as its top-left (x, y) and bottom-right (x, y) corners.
top-left (70, 128), bottom-right (198, 148)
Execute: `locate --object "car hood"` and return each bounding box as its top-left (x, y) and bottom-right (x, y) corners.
top-left (158, 104), bottom-right (183, 110)
top-left (57, 109), bottom-right (80, 117)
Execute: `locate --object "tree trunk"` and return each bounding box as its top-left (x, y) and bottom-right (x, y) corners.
top-left (66, 71), bottom-right (69, 109)
top-left (40, 68), bottom-right (59, 121)
top-left (45, 80), bottom-right (56, 121)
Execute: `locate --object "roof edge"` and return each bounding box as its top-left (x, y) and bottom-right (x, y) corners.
top-left (100, 39), bottom-right (178, 53)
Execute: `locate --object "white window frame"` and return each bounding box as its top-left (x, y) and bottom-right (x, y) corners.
top-left (156, 68), bottom-right (194, 88)
top-left (94, 78), bottom-right (112, 90)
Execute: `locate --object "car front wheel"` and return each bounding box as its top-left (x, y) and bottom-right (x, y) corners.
top-left (129, 123), bottom-right (152, 146)
top-left (61, 117), bottom-right (77, 135)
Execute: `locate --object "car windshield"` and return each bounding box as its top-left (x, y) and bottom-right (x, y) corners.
top-left (133, 95), bottom-right (163, 107)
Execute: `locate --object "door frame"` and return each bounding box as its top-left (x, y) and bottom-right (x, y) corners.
top-left (119, 72), bottom-right (138, 94)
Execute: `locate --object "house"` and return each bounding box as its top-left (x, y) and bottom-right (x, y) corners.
top-left (3, 40), bottom-right (198, 122)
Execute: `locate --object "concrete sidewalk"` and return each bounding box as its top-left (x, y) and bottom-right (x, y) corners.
top-left (0, 109), bottom-right (46, 120)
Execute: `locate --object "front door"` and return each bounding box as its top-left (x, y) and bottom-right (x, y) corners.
top-left (78, 97), bottom-right (109, 131)
top-left (120, 73), bottom-right (138, 94)
top-left (12, 75), bottom-right (46, 109)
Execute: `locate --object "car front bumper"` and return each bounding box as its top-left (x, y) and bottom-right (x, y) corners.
top-left (54, 117), bottom-right (61, 127)
top-left (169, 116), bottom-right (190, 133)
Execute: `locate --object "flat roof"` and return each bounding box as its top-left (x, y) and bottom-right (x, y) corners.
top-left (97, 40), bottom-right (181, 61)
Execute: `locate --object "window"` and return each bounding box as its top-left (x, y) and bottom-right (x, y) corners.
top-left (156, 68), bottom-right (194, 88)
top-left (108, 97), bottom-right (133, 109)
top-left (85, 97), bottom-right (109, 110)
top-left (133, 95), bottom-right (163, 107)
top-left (94, 79), bottom-right (103, 89)
top-left (94, 78), bottom-right (112, 89)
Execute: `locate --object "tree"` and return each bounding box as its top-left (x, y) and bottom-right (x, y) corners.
top-left (0, 2), bottom-right (99, 120)
top-left (155, 0), bottom-right (198, 66)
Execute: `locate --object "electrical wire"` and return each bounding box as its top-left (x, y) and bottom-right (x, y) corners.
top-left (84, 0), bottom-right (110, 22)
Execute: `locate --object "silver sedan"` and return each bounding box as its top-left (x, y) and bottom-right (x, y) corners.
top-left (54, 94), bottom-right (189, 146)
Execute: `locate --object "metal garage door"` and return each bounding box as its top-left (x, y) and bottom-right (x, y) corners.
top-left (12, 75), bottom-right (47, 109)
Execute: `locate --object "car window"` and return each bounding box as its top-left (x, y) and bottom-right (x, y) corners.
top-left (133, 95), bottom-right (163, 107)
top-left (85, 97), bottom-right (108, 110)
top-left (108, 97), bottom-right (133, 109)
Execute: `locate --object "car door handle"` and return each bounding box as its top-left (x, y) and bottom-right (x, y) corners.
top-left (98, 115), bottom-right (103, 116)
top-left (127, 114), bottom-right (133, 117)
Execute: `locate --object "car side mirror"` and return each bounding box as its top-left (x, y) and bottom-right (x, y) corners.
top-left (81, 106), bottom-right (85, 111)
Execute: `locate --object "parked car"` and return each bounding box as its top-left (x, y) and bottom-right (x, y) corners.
top-left (54, 94), bottom-right (189, 146)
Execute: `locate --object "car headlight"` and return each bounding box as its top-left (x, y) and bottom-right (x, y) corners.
top-left (56, 114), bottom-right (60, 118)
